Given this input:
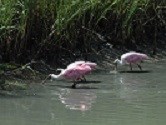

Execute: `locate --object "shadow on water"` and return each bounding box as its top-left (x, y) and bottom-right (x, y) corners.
top-left (76, 80), bottom-right (101, 84)
top-left (48, 84), bottom-right (99, 89)
top-left (119, 70), bottom-right (152, 73)
top-left (47, 80), bottom-right (101, 89)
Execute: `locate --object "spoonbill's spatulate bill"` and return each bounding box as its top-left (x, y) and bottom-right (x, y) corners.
top-left (114, 52), bottom-right (149, 71)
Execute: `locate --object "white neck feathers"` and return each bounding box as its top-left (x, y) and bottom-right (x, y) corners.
top-left (115, 59), bottom-right (123, 65)
top-left (50, 74), bottom-right (61, 80)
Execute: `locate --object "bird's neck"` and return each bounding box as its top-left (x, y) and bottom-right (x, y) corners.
top-left (117, 59), bottom-right (123, 65)
top-left (50, 74), bottom-right (62, 80)
top-left (57, 68), bottom-right (65, 72)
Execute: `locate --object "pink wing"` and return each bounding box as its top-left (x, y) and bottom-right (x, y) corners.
top-left (125, 53), bottom-right (147, 63)
top-left (85, 62), bottom-right (97, 69)
top-left (62, 65), bottom-right (91, 80)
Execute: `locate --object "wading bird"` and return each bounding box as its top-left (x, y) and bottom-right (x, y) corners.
top-left (113, 52), bottom-right (148, 71)
top-left (50, 64), bottom-right (92, 88)
top-left (57, 61), bottom-right (97, 81)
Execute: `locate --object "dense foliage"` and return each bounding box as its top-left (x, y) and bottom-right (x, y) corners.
top-left (0, 0), bottom-right (165, 64)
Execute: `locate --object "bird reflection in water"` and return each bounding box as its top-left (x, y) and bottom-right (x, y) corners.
top-left (57, 88), bottom-right (97, 111)
top-left (115, 74), bottom-right (149, 106)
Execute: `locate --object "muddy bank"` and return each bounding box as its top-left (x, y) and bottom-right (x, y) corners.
top-left (0, 40), bottom-right (165, 91)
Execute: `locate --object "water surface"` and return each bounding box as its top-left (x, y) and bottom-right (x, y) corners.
top-left (0, 61), bottom-right (166, 125)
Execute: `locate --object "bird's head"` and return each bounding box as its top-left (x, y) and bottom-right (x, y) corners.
top-left (50, 74), bottom-right (58, 79)
top-left (113, 59), bottom-right (119, 64)
top-left (41, 74), bottom-right (52, 84)
top-left (50, 74), bottom-right (63, 80)
top-left (113, 59), bottom-right (119, 70)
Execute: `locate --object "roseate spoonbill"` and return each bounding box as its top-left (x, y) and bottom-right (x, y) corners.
top-left (50, 64), bottom-right (92, 88)
top-left (113, 52), bottom-right (148, 71)
top-left (57, 61), bottom-right (97, 81)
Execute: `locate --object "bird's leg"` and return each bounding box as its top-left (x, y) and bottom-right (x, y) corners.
top-left (130, 63), bottom-right (132, 71)
top-left (76, 77), bottom-right (86, 82)
top-left (71, 81), bottom-right (77, 89)
top-left (114, 63), bottom-right (117, 71)
top-left (81, 76), bottom-right (86, 82)
top-left (137, 64), bottom-right (142, 71)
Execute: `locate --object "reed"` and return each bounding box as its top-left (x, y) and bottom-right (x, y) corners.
top-left (0, 0), bottom-right (165, 63)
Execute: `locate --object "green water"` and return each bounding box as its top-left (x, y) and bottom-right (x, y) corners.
top-left (0, 61), bottom-right (166, 125)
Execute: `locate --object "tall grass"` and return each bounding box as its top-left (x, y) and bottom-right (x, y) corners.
top-left (0, 0), bottom-right (165, 63)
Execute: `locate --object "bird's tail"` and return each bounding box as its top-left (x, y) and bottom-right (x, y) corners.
top-left (141, 54), bottom-right (149, 60)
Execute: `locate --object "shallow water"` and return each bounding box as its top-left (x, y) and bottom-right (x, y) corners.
top-left (0, 60), bottom-right (166, 125)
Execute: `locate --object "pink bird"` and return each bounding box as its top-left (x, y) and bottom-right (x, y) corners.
top-left (50, 64), bottom-right (92, 88)
top-left (114, 52), bottom-right (149, 71)
top-left (57, 61), bottom-right (97, 81)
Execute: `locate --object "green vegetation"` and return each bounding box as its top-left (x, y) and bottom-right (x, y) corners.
top-left (0, 0), bottom-right (165, 63)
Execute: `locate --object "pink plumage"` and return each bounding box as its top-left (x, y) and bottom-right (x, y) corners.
top-left (50, 61), bottom-right (97, 88)
top-left (121, 52), bottom-right (148, 64)
top-left (67, 61), bottom-right (97, 70)
top-left (83, 61), bottom-right (97, 70)
top-left (63, 64), bottom-right (91, 80)
top-left (114, 52), bottom-right (148, 71)
top-left (62, 60), bottom-right (96, 80)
